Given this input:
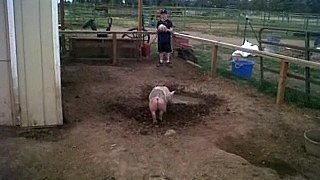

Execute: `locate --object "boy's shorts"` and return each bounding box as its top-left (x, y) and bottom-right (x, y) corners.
top-left (158, 42), bottom-right (172, 53)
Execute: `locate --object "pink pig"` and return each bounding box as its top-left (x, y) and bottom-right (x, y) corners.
top-left (148, 86), bottom-right (175, 124)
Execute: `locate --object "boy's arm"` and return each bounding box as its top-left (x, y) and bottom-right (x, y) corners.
top-left (167, 20), bottom-right (174, 32)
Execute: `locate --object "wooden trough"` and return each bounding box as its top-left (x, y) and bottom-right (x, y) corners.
top-left (70, 36), bottom-right (139, 63)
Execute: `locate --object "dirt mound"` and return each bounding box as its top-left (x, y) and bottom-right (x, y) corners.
top-left (216, 135), bottom-right (299, 178)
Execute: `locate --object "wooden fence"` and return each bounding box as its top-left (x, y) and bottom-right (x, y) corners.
top-left (59, 30), bottom-right (157, 63)
top-left (59, 30), bottom-right (320, 105)
top-left (173, 32), bottom-right (320, 105)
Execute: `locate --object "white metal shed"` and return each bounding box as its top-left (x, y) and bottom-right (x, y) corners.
top-left (0, 0), bottom-right (62, 127)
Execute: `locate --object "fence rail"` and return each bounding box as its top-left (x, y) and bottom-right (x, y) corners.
top-left (174, 33), bottom-right (320, 69)
top-left (59, 30), bottom-right (320, 106)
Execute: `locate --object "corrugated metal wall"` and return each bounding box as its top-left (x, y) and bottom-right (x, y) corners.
top-left (0, 0), bottom-right (13, 126)
top-left (0, 0), bottom-right (62, 127)
top-left (14, 0), bottom-right (62, 127)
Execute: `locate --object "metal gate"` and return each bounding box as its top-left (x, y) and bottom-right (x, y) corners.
top-left (258, 27), bottom-right (320, 104)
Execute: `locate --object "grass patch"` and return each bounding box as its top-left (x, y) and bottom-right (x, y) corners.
top-left (193, 46), bottom-right (320, 109)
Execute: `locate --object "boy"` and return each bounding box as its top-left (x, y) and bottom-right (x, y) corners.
top-left (150, 9), bottom-right (174, 67)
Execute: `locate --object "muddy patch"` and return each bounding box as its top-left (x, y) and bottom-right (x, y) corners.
top-left (0, 127), bottom-right (19, 139)
top-left (102, 84), bottom-right (223, 132)
top-left (61, 80), bottom-right (75, 88)
top-left (0, 126), bottom-right (67, 142)
top-left (15, 127), bottom-right (69, 142)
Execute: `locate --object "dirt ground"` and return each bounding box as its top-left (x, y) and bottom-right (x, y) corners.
top-left (0, 56), bottom-right (320, 180)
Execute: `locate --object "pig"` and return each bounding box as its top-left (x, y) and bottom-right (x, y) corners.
top-left (148, 86), bottom-right (175, 124)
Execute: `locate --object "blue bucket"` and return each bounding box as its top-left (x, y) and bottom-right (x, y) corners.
top-left (231, 60), bottom-right (255, 79)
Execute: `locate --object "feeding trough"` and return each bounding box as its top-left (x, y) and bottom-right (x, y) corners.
top-left (70, 37), bottom-right (139, 60)
top-left (304, 129), bottom-right (320, 157)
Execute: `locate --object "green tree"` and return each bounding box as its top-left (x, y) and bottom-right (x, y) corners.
top-left (250, 0), bottom-right (265, 11)
top-left (306, 0), bottom-right (320, 13)
top-left (213, 0), bottom-right (228, 8)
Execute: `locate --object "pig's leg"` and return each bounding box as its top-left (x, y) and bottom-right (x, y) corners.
top-left (159, 111), bottom-right (164, 122)
top-left (151, 111), bottom-right (157, 124)
top-left (149, 98), bottom-right (158, 124)
top-left (157, 99), bottom-right (166, 122)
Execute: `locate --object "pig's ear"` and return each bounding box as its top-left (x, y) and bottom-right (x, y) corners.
top-left (170, 91), bottom-right (175, 95)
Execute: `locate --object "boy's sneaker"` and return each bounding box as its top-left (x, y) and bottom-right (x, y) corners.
top-left (156, 61), bottom-right (164, 67)
top-left (166, 61), bottom-right (172, 67)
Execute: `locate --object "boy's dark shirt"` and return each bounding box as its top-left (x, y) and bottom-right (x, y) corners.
top-left (156, 19), bottom-right (173, 43)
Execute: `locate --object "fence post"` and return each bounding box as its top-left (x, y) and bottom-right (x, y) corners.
top-left (276, 59), bottom-right (289, 105)
top-left (259, 57), bottom-right (264, 82)
top-left (258, 29), bottom-right (264, 82)
top-left (237, 11), bottom-right (240, 34)
top-left (305, 16), bottom-right (309, 31)
top-left (183, 8), bottom-right (186, 28)
top-left (211, 44), bottom-right (219, 77)
top-left (263, 11), bottom-right (266, 26)
top-left (305, 32), bottom-right (311, 104)
top-left (60, 0), bottom-right (65, 29)
top-left (209, 13), bottom-right (212, 30)
top-left (60, 0), bottom-right (66, 56)
top-left (113, 33), bottom-right (117, 65)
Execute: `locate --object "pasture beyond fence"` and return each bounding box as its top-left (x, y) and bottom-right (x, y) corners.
top-left (258, 28), bottom-right (320, 104)
top-left (58, 3), bottom-right (320, 36)
top-left (59, 30), bottom-right (320, 108)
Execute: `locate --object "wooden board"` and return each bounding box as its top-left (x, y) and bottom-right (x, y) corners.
top-left (70, 37), bottom-right (139, 59)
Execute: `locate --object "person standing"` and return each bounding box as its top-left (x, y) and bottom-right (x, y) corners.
top-left (150, 9), bottom-right (174, 67)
